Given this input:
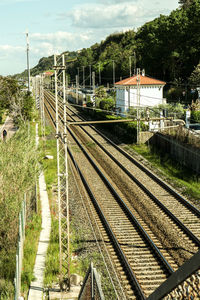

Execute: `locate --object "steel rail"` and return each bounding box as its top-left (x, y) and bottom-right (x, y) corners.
top-left (44, 93), bottom-right (175, 298)
top-left (68, 104), bottom-right (200, 218)
top-left (45, 91), bottom-right (200, 247)
top-left (68, 147), bottom-right (146, 300)
top-left (66, 111), bottom-right (200, 247)
top-left (44, 96), bottom-right (146, 299)
top-left (44, 93), bottom-right (175, 272)
top-left (63, 104), bottom-right (200, 244)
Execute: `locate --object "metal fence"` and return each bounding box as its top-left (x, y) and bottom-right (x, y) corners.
top-left (147, 250), bottom-right (200, 300)
top-left (78, 263), bottom-right (105, 300)
top-left (14, 195), bottom-right (26, 300)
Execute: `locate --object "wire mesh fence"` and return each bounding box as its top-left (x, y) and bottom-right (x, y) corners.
top-left (78, 262), bottom-right (105, 300)
top-left (14, 186), bottom-right (37, 300)
top-left (14, 194), bottom-right (26, 300)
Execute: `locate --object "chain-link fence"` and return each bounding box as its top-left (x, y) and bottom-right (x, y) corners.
top-left (14, 186), bottom-right (37, 300)
top-left (14, 194), bottom-right (26, 300)
top-left (78, 263), bottom-right (105, 300)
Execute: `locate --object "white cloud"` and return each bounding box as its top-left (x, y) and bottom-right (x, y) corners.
top-left (31, 31), bottom-right (90, 43)
top-left (60, 3), bottom-right (140, 29)
top-left (58, 1), bottom-right (173, 31)
top-left (28, 31), bottom-right (95, 58)
top-left (0, 44), bottom-right (24, 52)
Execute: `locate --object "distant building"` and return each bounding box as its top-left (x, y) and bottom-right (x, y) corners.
top-left (115, 74), bottom-right (166, 113)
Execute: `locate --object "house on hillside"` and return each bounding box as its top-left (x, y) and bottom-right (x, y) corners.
top-left (115, 74), bottom-right (166, 113)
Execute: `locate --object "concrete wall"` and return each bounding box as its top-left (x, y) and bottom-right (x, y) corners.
top-left (149, 132), bottom-right (200, 174)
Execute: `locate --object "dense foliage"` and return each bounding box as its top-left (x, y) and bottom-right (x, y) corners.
top-left (0, 126), bottom-right (40, 299)
top-left (0, 76), bottom-right (34, 125)
top-left (15, 0), bottom-right (200, 105)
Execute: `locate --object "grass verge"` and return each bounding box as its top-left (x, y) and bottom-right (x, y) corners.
top-left (128, 143), bottom-right (200, 202)
top-left (21, 210), bottom-right (42, 298)
top-left (41, 125), bottom-right (60, 287)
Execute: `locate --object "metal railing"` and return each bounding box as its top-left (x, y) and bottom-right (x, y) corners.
top-left (14, 195), bottom-right (26, 300)
top-left (147, 250), bottom-right (200, 300)
top-left (78, 263), bottom-right (105, 300)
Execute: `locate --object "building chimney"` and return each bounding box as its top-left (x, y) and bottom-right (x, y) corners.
top-left (142, 69), bottom-right (145, 76)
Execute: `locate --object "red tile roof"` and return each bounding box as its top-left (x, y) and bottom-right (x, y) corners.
top-left (115, 75), bottom-right (166, 86)
top-left (44, 71), bottom-right (54, 76)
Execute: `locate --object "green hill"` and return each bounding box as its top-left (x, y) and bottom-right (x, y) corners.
top-left (14, 0), bottom-right (200, 102)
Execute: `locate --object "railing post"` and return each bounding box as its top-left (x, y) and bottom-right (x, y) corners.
top-left (14, 194), bottom-right (27, 299)
top-left (91, 262), bottom-right (94, 300)
top-left (16, 254), bottom-right (19, 300)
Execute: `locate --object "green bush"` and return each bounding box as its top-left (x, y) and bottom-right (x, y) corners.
top-left (166, 87), bottom-right (182, 102)
top-left (86, 100), bottom-right (93, 107)
top-left (99, 98), bottom-right (115, 111)
top-left (0, 279), bottom-right (14, 300)
top-left (191, 110), bottom-right (200, 123)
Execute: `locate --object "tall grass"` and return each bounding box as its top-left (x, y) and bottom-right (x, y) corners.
top-left (130, 144), bottom-right (200, 201)
top-left (0, 122), bottom-right (40, 299)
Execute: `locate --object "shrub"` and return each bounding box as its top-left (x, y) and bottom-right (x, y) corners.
top-left (99, 98), bottom-right (115, 111)
top-left (191, 110), bottom-right (200, 123)
top-left (86, 100), bottom-right (93, 107)
top-left (166, 87), bottom-right (183, 102)
top-left (0, 124), bottom-right (40, 297)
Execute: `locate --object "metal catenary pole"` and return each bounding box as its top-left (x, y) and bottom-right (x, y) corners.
top-left (82, 66), bottom-right (85, 89)
top-left (62, 54), bottom-right (70, 286)
top-left (53, 54), bottom-right (70, 289)
top-left (40, 74), bottom-right (45, 139)
top-left (136, 68), bottom-right (141, 144)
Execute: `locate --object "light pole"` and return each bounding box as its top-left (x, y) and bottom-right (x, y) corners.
top-left (26, 30), bottom-right (30, 92)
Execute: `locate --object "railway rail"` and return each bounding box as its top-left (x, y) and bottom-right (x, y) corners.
top-left (43, 89), bottom-right (200, 299)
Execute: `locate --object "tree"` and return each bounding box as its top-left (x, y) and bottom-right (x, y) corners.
top-left (189, 63), bottom-right (200, 87)
top-left (179, 0), bottom-right (194, 8)
top-left (95, 86), bottom-right (107, 99)
top-left (0, 76), bottom-right (34, 124)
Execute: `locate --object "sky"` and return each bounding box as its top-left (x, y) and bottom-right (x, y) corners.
top-left (0, 0), bottom-right (180, 76)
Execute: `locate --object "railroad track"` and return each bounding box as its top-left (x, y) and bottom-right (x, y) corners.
top-left (43, 90), bottom-right (200, 299)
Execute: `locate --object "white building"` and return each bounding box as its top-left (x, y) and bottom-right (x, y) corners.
top-left (115, 75), bottom-right (166, 113)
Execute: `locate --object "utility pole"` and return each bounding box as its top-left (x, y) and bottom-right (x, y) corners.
top-left (26, 30), bottom-right (30, 92)
top-left (134, 51), bottom-right (136, 75)
top-left (89, 65), bottom-right (92, 89)
top-left (53, 54), bottom-right (70, 291)
top-left (77, 67), bottom-right (79, 87)
top-left (76, 75), bottom-right (79, 104)
top-left (129, 56), bottom-right (132, 77)
top-left (136, 68), bottom-right (141, 144)
top-left (113, 60), bottom-right (115, 87)
top-left (92, 71), bottom-right (95, 105)
top-left (98, 63), bottom-right (101, 86)
top-left (82, 66), bottom-right (85, 89)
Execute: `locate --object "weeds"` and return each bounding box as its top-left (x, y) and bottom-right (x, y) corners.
top-left (130, 144), bottom-right (200, 201)
top-left (21, 212), bottom-right (42, 297)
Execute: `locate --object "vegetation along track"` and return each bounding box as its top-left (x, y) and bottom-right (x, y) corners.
top-left (44, 90), bottom-right (200, 298)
